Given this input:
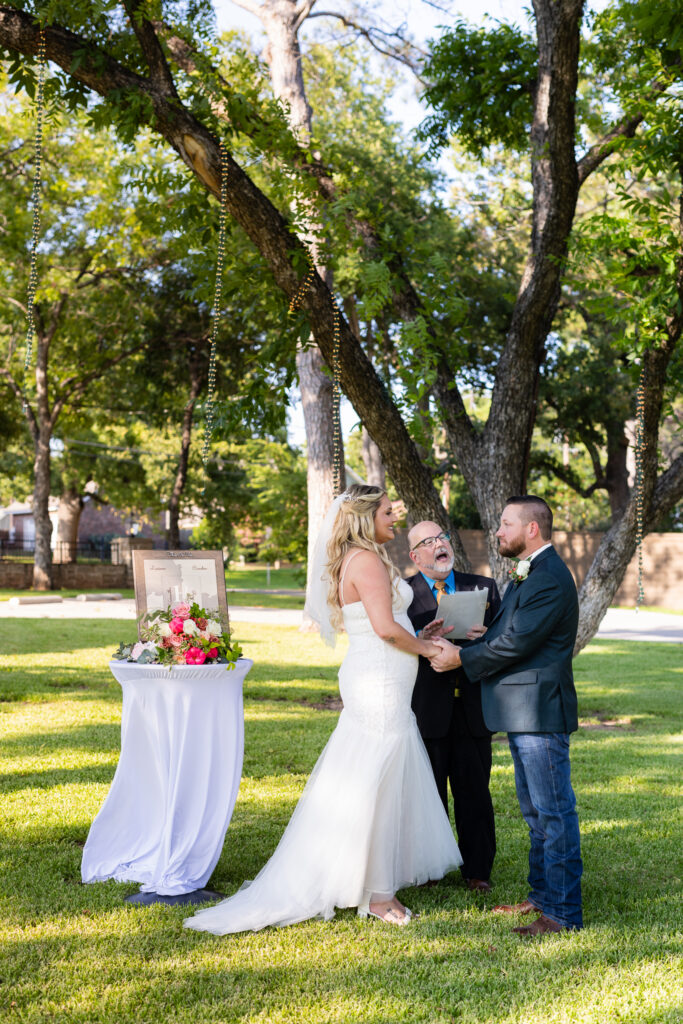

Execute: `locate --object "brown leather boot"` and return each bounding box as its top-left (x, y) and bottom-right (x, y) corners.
top-left (513, 914), bottom-right (569, 936)
top-left (491, 899), bottom-right (538, 915)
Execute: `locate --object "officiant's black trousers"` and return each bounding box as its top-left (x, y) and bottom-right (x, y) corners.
top-left (423, 703), bottom-right (496, 883)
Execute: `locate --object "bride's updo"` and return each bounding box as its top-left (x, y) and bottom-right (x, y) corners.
top-left (326, 484), bottom-right (400, 631)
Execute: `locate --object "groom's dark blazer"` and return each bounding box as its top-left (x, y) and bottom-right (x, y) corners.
top-left (406, 570), bottom-right (501, 738)
top-left (459, 546), bottom-right (579, 734)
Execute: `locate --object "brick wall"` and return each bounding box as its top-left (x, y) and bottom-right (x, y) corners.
top-left (0, 563), bottom-right (133, 590)
top-left (2, 530), bottom-right (681, 608)
top-left (387, 529), bottom-right (683, 610)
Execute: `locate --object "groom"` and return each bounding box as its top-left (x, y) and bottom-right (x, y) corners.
top-left (430, 496), bottom-right (582, 935)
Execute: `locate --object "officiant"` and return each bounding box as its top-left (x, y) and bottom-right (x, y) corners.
top-left (405, 521), bottom-right (501, 892)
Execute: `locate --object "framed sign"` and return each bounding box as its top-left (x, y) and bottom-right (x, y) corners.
top-left (132, 550), bottom-right (229, 635)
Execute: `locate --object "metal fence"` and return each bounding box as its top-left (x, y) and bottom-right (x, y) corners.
top-left (0, 539), bottom-right (112, 562)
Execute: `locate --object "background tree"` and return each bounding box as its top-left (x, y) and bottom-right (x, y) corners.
top-left (0, 1), bottom-right (681, 646)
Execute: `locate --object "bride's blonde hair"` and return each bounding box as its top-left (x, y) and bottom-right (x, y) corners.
top-left (326, 484), bottom-right (400, 631)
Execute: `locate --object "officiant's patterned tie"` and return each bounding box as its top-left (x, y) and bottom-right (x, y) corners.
top-left (433, 579), bottom-right (459, 698)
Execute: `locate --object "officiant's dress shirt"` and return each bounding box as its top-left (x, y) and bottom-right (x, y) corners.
top-left (420, 569), bottom-right (456, 601)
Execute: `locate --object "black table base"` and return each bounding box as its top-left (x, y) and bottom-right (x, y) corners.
top-left (125, 888), bottom-right (224, 907)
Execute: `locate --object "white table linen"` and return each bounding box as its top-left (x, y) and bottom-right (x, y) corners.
top-left (81, 658), bottom-right (252, 895)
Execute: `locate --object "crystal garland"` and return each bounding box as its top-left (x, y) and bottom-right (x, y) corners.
top-left (201, 138), bottom-right (229, 466)
top-left (634, 367), bottom-right (646, 610)
top-left (24, 28), bottom-right (47, 372)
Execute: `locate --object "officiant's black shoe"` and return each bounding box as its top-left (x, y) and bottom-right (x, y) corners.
top-left (491, 899), bottom-right (538, 915)
top-left (512, 914), bottom-right (568, 937)
top-left (465, 878), bottom-right (491, 892)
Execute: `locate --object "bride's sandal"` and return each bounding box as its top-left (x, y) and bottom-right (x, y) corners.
top-left (359, 900), bottom-right (415, 926)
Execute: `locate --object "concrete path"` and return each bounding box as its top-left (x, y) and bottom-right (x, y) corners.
top-left (0, 596), bottom-right (681, 641)
top-left (592, 607), bottom-right (683, 643)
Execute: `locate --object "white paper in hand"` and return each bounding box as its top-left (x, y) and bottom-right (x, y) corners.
top-left (436, 588), bottom-right (487, 639)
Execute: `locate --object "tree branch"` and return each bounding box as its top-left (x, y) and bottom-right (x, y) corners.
top-left (230, 0), bottom-right (264, 18)
top-left (576, 112), bottom-right (644, 186)
top-left (307, 9), bottom-right (427, 79)
top-left (52, 342), bottom-right (147, 423)
top-left (532, 451), bottom-right (603, 498)
top-left (577, 58), bottom-right (681, 187)
top-left (648, 453), bottom-right (683, 528)
top-left (121, 0), bottom-right (179, 98)
top-left (293, 0), bottom-right (319, 33)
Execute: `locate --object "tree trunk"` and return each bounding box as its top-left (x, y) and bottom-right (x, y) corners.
top-left (31, 324), bottom-right (55, 590)
top-left (55, 486), bottom-right (83, 563)
top-left (575, 300), bottom-right (683, 649)
top-left (361, 426), bottom-right (386, 489)
top-left (168, 365), bottom-right (202, 549)
top-left (255, 0), bottom-right (343, 591)
top-left (298, 344), bottom-right (337, 589)
top-left (3, 5), bottom-right (681, 641)
top-left (435, 0), bottom-right (584, 584)
top-left (0, 5), bottom-right (457, 556)
top-left (604, 425), bottom-right (630, 522)
top-left (32, 427), bottom-right (53, 589)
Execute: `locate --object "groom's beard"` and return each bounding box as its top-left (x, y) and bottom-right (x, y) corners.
top-left (499, 537), bottom-right (526, 558)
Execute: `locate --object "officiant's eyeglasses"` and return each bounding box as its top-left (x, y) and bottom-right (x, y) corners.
top-left (411, 531), bottom-right (451, 552)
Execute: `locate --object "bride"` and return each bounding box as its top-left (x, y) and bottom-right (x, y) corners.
top-left (184, 485), bottom-right (461, 935)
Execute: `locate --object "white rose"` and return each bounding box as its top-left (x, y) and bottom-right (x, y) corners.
top-left (183, 619), bottom-right (199, 636)
top-left (206, 619), bottom-right (222, 636)
top-left (158, 622), bottom-right (173, 637)
top-left (517, 559), bottom-right (531, 578)
top-left (131, 641), bottom-right (157, 661)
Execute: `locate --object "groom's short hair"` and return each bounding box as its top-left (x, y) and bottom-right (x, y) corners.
top-left (505, 495), bottom-right (553, 540)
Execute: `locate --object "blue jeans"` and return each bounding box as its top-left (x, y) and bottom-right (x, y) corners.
top-left (508, 732), bottom-right (583, 930)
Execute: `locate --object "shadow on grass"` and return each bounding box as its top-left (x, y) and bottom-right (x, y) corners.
top-left (0, 622), bottom-right (136, 654)
top-left (2, 908), bottom-right (682, 1024)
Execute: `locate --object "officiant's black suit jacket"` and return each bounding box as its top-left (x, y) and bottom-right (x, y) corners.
top-left (406, 571), bottom-right (501, 738)
top-left (459, 546), bottom-right (579, 734)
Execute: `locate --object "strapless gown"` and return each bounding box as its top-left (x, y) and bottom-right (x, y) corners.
top-left (184, 579), bottom-right (462, 934)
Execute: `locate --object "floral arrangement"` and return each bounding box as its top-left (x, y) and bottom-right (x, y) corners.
top-left (113, 601), bottom-right (242, 668)
top-left (508, 558), bottom-right (531, 585)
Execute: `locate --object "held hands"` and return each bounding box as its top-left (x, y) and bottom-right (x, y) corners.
top-left (428, 637), bottom-right (463, 672)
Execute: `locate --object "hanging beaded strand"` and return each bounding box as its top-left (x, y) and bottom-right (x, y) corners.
top-left (288, 265), bottom-right (344, 497)
top-left (331, 306), bottom-right (343, 497)
top-left (24, 28), bottom-right (47, 372)
top-left (287, 265), bottom-right (315, 315)
top-left (201, 138), bottom-right (229, 467)
top-left (634, 367), bottom-right (646, 610)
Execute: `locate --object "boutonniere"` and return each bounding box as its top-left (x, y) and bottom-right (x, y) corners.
top-left (509, 558), bottom-right (531, 585)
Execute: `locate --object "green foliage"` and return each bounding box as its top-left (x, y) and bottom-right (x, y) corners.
top-left (419, 19), bottom-right (537, 157)
top-left (189, 438), bottom-right (307, 564)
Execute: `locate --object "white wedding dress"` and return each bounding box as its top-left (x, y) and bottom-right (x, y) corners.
top-left (184, 577), bottom-right (461, 935)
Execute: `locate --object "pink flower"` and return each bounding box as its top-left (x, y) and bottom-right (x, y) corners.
top-left (172, 602), bottom-right (192, 620)
top-left (185, 647), bottom-right (206, 665)
top-left (170, 617), bottom-right (185, 634)
top-left (207, 647), bottom-right (218, 659)
top-left (168, 634), bottom-right (185, 648)
top-left (196, 617), bottom-right (208, 630)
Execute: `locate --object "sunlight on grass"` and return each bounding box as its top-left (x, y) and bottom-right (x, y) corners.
top-left (0, 619), bottom-right (681, 1023)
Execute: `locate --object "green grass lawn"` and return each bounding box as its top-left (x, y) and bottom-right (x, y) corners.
top-left (0, 566), bottom-right (305, 606)
top-left (0, 620), bottom-right (681, 1024)
top-left (225, 566), bottom-right (305, 591)
top-left (0, 588), bottom-right (138, 601)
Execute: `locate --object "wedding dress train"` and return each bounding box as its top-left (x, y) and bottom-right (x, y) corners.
top-left (184, 579), bottom-right (461, 935)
